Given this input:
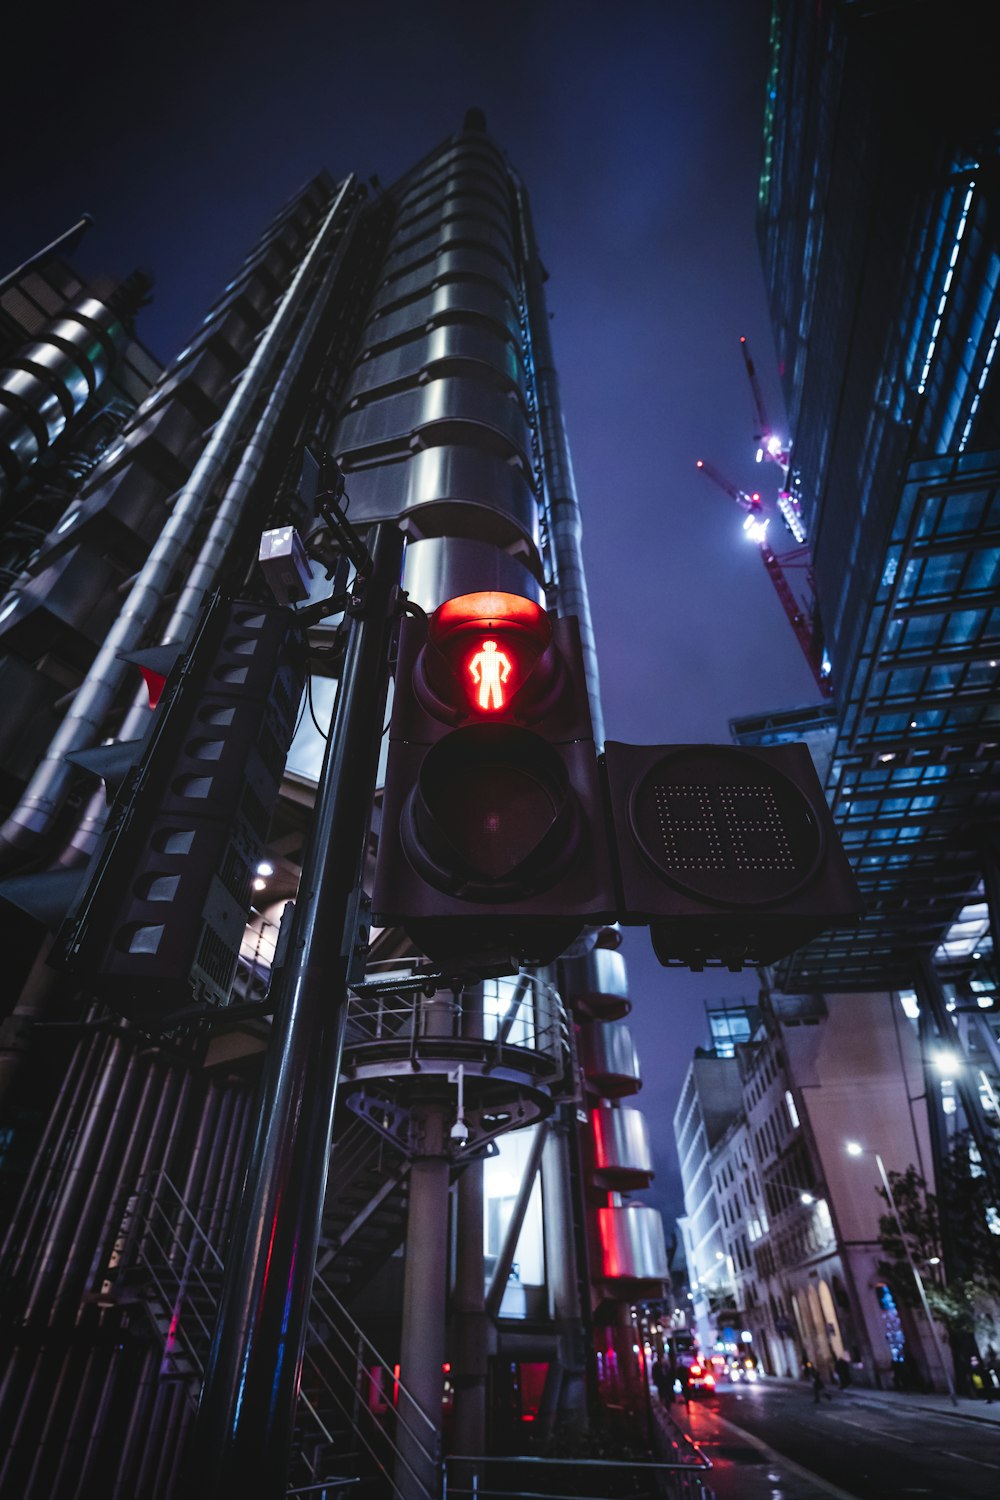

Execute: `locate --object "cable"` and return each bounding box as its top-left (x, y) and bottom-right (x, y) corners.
top-left (307, 678), bottom-right (329, 741)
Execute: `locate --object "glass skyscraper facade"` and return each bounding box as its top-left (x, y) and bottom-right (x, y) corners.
top-left (757, 0), bottom-right (1000, 995)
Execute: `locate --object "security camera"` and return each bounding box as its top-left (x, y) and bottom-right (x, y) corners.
top-left (450, 1119), bottom-right (470, 1146)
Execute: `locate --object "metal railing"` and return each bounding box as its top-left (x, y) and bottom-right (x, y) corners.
top-left (442, 1452), bottom-right (714, 1500)
top-left (132, 1169), bottom-right (439, 1499)
top-left (345, 964), bottom-right (570, 1078)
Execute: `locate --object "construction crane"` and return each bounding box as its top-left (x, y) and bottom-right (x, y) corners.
top-left (740, 335), bottom-right (789, 467)
top-left (739, 334), bottom-right (808, 545)
top-left (695, 457), bottom-right (832, 697)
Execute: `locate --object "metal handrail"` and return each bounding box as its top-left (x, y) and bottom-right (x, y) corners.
top-left (343, 970), bottom-right (568, 1064)
top-left (442, 1450), bottom-right (715, 1500)
top-left (299, 1341), bottom-right (434, 1500)
top-left (311, 1265), bottom-right (438, 1442)
top-left (286, 1482), bottom-right (360, 1497)
top-left (133, 1167), bottom-right (438, 1495)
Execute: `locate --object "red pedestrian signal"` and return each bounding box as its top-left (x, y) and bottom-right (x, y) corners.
top-left (468, 638), bottom-right (512, 710)
top-left (374, 592), bottom-right (614, 967)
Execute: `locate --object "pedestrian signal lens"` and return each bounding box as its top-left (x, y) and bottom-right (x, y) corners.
top-left (468, 638), bottom-right (513, 711)
top-left (417, 592), bottom-right (556, 723)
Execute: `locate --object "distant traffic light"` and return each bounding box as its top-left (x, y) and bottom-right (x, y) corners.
top-left (603, 741), bottom-right (862, 970)
top-left (373, 591), bottom-right (614, 965)
top-left (58, 597), bottom-right (305, 1019)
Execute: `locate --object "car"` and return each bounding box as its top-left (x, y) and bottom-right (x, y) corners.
top-left (729, 1357), bottom-right (759, 1383)
top-left (684, 1358), bottom-right (717, 1396)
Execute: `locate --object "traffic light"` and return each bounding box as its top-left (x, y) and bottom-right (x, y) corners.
top-left (373, 591), bottom-right (615, 965)
top-left (58, 597), bottom-right (305, 1020)
top-left (602, 740), bottom-right (862, 970)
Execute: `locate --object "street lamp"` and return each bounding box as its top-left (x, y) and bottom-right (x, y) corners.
top-left (845, 1141), bottom-right (957, 1406)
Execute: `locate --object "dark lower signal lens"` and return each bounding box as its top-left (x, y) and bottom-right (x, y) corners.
top-left (402, 724), bottom-right (578, 902)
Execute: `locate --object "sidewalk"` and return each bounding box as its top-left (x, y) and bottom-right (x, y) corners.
top-left (763, 1372), bottom-right (1000, 1427)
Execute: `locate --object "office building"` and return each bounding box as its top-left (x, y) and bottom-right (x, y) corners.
top-left (757, 0), bottom-right (1000, 1002)
top-left (672, 987), bottom-right (948, 1389)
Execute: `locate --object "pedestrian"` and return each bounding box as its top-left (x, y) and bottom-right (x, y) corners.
top-left (835, 1354), bottom-right (852, 1389)
top-left (651, 1354), bottom-right (671, 1405)
top-left (804, 1358), bottom-right (831, 1403)
top-left (984, 1345), bottom-right (998, 1404)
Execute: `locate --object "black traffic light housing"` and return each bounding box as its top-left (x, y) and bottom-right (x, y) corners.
top-left (603, 740), bottom-right (863, 970)
top-left (374, 591), bottom-right (615, 965)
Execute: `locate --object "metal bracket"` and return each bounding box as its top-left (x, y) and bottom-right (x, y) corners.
top-left (351, 959), bottom-right (517, 1000)
top-left (347, 1086), bottom-right (413, 1153)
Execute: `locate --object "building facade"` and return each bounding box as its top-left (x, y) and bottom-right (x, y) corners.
top-left (0, 121), bottom-right (666, 1498)
top-left (740, 1), bottom-right (1000, 1374)
top-left (673, 987), bottom-right (947, 1389)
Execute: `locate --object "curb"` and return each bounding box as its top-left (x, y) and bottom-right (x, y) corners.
top-left (752, 1375), bottom-right (1000, 1428)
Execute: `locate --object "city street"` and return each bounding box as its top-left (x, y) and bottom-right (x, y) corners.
top-left (666, 1379), bottom-right (1000, 1500)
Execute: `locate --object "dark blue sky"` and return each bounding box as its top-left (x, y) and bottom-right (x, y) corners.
top-left (5, 0), bottom-right (818, 1228)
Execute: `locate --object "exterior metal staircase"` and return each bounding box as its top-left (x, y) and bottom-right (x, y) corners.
top-left (128, 1166), bottom-right (440, 1499)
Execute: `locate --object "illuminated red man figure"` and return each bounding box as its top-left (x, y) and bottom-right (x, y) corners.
top-left (468, 638), bottom-right (512, 711)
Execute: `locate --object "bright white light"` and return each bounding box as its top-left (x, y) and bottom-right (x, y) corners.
top-left (755, 447), bottom-right (764, 463)
top-left (800, 1192), bottom-right (815, 1206)
top-left (716, 1250), bottom-right (725, 1260)
top-left (252, 877), bottom-right (267, 892)
top-left (785, 1089), bottom-right (800, 1128)
top-left (767, 435), bottom-right (783, 456)
top-left (928, 1256), bottom-right (941, 1266)
top-left (934, 1051), bottom-right (962, 1078)
top-left (918, 181), bottom-right (975, 393)
top-left (846, 1141), bottom-right (864, 1157)
top-left (256, 861), bottom-right (274, 877)
top-left (959, 311), bottom-right (1000, 452)
top-left (743, 515), bottom-right (770, 544)
top-left (879, 752), bottom-right (896, 763)
top-left (898, 990), bottom-right (920, 1021)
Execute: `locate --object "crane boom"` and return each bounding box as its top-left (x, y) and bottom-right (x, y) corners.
top-left (739, 335), bottom-right (790, 467)
top-left (694, 457), bottom-right (758, 512)
top-left (694, 456), bottom-right (831, 697)
top-left (739, 335), bottom-right (770, 445)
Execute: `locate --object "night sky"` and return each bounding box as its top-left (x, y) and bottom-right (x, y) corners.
top-left (6, 1), bottom-right (819, 1232)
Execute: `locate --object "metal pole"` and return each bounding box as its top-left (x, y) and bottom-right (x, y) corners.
top-left (396, 1107), bottom-right (450, 1500)
top-left (0, 214), bottom-right (94, 297)
top-left (190, 521), bottom-right (404, 1498)
top-left (874, 1151), bottom-right (957, 1406)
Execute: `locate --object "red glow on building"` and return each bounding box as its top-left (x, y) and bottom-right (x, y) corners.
top-left (596, 1207), bottom-right (622, 1278)
top-left (518, 1362), bottom-right (549, 1422)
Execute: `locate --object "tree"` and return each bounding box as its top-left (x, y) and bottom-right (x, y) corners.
top-left (876, 1133), bottom-right (1000, 1349)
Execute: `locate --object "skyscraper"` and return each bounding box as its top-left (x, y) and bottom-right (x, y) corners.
top-left (0, 118), bottom-right (667, 1498)
top-left (751, 1), bottom-right (1000, 1212)
top-left (757, 0), bottom-right (1000, 998)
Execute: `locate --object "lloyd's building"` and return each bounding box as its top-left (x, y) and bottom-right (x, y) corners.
top-left (0, 113), bottom-right (668, 1497)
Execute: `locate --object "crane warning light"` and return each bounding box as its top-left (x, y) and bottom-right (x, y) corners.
top-left (468, 638), bottom-right (513, 711)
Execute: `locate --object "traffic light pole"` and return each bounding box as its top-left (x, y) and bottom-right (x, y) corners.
top-left (190, 521), bottom-right (404, 1499)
